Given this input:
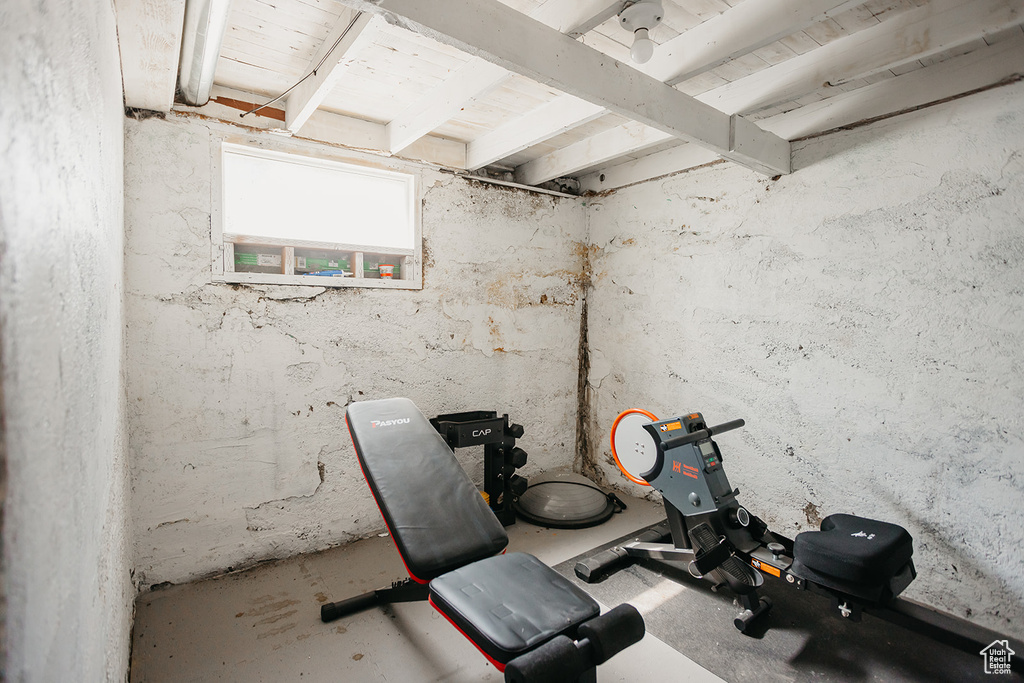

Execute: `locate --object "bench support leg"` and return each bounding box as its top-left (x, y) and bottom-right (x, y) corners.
top-left (321, 578), bottom-right (429, 622)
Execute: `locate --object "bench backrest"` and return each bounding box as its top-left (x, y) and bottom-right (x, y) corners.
top-left (346, 397), bottom-right (509, 582)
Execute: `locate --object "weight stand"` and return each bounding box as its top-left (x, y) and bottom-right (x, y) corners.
top-left (430, 410), bottom-right (527, 526)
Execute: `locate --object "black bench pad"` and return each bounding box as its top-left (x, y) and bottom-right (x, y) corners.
top-left (793, 513), bottom-right (913, 584)
top-left (347, 398), bottom-right (508, 582)
top-left (429, 552), bottom-right (601, 666)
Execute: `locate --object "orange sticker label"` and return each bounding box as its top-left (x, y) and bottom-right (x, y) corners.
top-left (751, 558), bottom-right (781, 578)
top-left (658, 421), bottom-right (683, 432)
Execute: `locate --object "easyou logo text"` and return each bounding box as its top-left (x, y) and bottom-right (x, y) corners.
top-left (371, 418), bottom-right (411, 428)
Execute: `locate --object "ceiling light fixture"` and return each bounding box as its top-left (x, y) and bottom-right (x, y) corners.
top-left (618, 0), bottom-right (663, 65)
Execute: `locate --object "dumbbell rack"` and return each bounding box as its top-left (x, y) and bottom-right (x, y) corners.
top-left (429, 411), bottom-right (527, 526)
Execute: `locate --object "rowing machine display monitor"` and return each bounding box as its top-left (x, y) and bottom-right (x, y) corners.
top-left (430, 410), bottom-right (527, 526)
top-left (575, 409), bottom-right (1024, 670)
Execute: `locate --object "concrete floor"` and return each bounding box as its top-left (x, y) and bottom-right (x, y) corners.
top-left (130, 495), bottom-right (725, 682)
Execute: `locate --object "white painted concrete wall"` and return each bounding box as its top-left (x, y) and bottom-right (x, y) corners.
top-left (0, 0), bottom-right (133, 679)
top-left (585, 82), bottom-right (1024, 638)
top-left (125, 115), bottom-right (586, 588)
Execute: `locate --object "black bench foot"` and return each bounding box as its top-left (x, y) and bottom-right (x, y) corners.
top-left (321, 578), bottom-right (429, 622)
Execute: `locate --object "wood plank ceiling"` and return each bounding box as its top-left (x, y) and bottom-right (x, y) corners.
top-left (120, 0), bottom-right (1024, 193)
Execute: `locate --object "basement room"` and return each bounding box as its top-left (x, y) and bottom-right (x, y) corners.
top-left (2, 0), bottom-right (1023, 681)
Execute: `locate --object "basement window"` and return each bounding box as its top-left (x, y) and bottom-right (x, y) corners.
top-left (212, 143), bottom-right (421, 289)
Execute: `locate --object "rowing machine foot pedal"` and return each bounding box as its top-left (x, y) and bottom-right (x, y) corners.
top-left (734, 596), bottom-right (772, 633)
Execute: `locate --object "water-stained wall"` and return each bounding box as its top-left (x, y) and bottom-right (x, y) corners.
top-left (125, 114), bottom-right (586, 588)
top-left (127, 79), bottom-right (1024, 642)
top-left (584, 82), bottom-right (1024, 638)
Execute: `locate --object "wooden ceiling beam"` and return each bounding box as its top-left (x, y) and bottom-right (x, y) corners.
top-left (465, 94), bottom-right (606, 171)
top-left (284, 11), bottom-right (382, 134)
top-left (579, 31), bottom-right (1024, 192)
top-left (340, 0), bottom-right (790, 176)
top-left (700, 0), bottom-right (1024, 116)
top-left (760, 30), bottom-right (1024, 140)
top-left (556, 0), bottom-right (1023, 186)
top-left (639, 0), bottom-right (869, 85)
top-left (385, 0), bottom-right (626, 160)
top-left (468, 0), bottom-right (864, 171)
top-left (515, 122), bottom-right (675, 186)
top-left (177, 85), bottom-right (467, 169)
top-left (577, 142), bottom-right (720, 192)
top-left (528, 0), bottom-right (627, 38)
top-left (115, 0), bottom-right (187, 112)
top-left (387, 58), bottom-right (511, 154)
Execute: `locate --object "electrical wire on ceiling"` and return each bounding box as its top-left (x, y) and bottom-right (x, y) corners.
top-left (240, 12), bottom-right (364, 119)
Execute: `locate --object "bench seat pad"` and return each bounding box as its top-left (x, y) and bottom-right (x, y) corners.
top-left (429, 552), bottom-right (601, 665)
top-left (347, 398), bottom-right (508, 582)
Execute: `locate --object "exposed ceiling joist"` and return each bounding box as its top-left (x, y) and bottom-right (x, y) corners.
top-left (516, 122), bottom-right (674, 186)
top-left (562, 0), bottom-right (1024, 186)
top-left (578, 143), bottom-right (720, 192)
top-left (580, 31), bottom-right (1024, 192)
top-left (340, 0), bottom-right (791, 176)
top-left (285, 12), bottom-right (382, 133)
top-left (465, 94), bottom-right (605, 171)
top-left (761, 30), bottom-right (1024, 140)
top-left (115, 0), bottom-right (187, 112)
top-left (167, 0), bottom-right (1024, 198)
top-left (183, 85), bottom-right (467, 169)
top-left (387, 58), bottom-right (511, 154)
top-left (638, 0), bottom-right (869, 86)
top-left (485, 0), bottom-right (866, 180)
top-left (701, 0), bottom-right (1024, 116)
top-left (382, 0), bottom-right (624, 163)
top-left (528, 0), bottom-right (626, 38)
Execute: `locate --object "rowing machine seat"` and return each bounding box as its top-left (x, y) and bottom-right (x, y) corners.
top-left (341, 397), bottom-right (643, 679)
top-left (791, 513), bottom-right (914, 602)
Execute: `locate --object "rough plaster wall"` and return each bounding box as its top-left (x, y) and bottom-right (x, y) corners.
top-left (125, 115), bottom-right (586, 588)
top-left (0, 0), bottom-right (133, 679)
top-left (584, 82), bottom-right (1024, 638)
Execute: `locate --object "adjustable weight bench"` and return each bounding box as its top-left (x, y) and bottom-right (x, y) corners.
top-left (320, 397), bottom-right (645, 682)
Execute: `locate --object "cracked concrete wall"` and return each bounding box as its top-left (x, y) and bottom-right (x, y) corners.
top-left (125, 114), bottom-right (586, 588)
top-left (0, 0), bottom-right (133, 678)
top-left (584, 82), bottom-right (1024, 638)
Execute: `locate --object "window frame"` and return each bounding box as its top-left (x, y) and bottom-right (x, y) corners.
top-left (211, 140), bottom-right (423, 290)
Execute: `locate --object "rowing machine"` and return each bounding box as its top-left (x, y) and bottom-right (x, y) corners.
top-left (574, 409), bottom-right (1023, 670)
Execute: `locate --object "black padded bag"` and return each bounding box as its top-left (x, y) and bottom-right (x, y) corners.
top-left (429, 552), bottom-right (600, 665)
top-left (346, 398), bottom-right (509, 582)
top-left (793, 513), bottom-right (913, 584)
